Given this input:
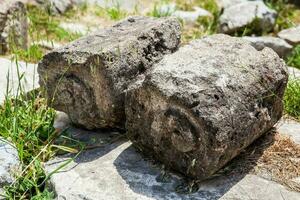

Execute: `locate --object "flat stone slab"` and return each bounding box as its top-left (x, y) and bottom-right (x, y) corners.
top-left (288, 67), bottom-right (300, 79)
top-left (277, 118), bottom-right (300, 144)
top-left (59, 22), bottom-right (96, 35)
top-left (0, 138), bottom-right (20, 197)
top-left (0, 58), bottom-right (39, 103)
top-left (243, 36), bottom-right (293, 57)
top-left (278, 25), bottom-right (300, 45)
top-left (46, 114), bottom-right (300, 200)
top-left (34, 40), bottom-right (61, 50)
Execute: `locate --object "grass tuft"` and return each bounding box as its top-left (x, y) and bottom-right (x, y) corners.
top-left (264, 0), bottom-right (296, 33)
top-left (284, 78), bottom-right (300, 120)
top-left (287, 45), bottom-right (300, 70)
top-left (27, 5), bottom-right (82, 43)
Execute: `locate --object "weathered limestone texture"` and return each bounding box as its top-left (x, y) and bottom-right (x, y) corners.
top-left (0, 0), bottom-right (28, 54)
top-left (126, 34), bottom-right (288, 180)
top-left (38, 16), bottom-right (181, 130)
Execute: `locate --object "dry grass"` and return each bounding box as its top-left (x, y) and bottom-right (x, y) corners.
top-left (254, 133), bottom-right (300, 191)
top-left (222, 131), bottom-right (300, 192)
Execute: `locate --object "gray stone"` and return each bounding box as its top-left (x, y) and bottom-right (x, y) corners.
top-left (0, 138), bottom-right (20, 189)
top-left (219, 1), bottom-right (277, 34)
top-left (157, 3), bottom-right (177, 15)
top-left (278, 25), bottom-right (300, 45)
top-left (0, 58), bottom-right (39, 103)
top-left (38, 16), bottom-right (181, 130)
top-left (216, 0), bottom-right (263, 9)
top-left (59, 22), bottom-right (95, 35)
top-left (172, 7), bottom-right (212, 24)
top-left (35, 0), bottom-right (73, 14)
top-left (156, 4), bottom-right (212, 23)
top-left (243, 36), bottom-right (293, 57)
top-left (277, 118), bottom-right (300, 144)
top-left (34, 40), bottom-right (61, 50)
top-left (0, 0), bottom-right (28, 54)
top-left (125, 34), bottom-right (288, 180)
top-left (87, 0), bottom-right (143, 12)
top-left (45, 126), bottom-right (300, 200)
top-left (288, 67), bottom-right (300, 79)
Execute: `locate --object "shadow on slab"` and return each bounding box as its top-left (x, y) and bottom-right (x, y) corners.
top-left (113, 131), bottom-right (277, 200)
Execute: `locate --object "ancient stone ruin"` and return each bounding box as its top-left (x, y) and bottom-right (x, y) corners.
top-left (38, 15), bottom-right (289, 182)
top-left (126, 34), bottom-right (288, 180)
top-left (0, 0), bottom-right (28, 54)
top-left (38, 16), bottom-right (181, 130)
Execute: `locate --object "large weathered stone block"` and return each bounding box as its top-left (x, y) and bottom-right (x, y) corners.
top-left (0, 0), bottom-right (28, 54)
top-left (125, 34), bottom-right (288, 180)
top-left (38, 16), bottom-right (181, 130)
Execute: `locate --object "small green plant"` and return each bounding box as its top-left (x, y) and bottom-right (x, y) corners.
top-left (0, 92), bottom-right (57, 198)
top-left (149, 3), bottom-right (173, 18)
top-left (195, 0), bottom-right (219, 16)
top-left (0, 58), bottom-right (80, 199)
top-left (284, 78), bottom-right (300, 120)
top-left (106, 3), bottom-right (127, 20)
top-left (13, 44), bottom-right (44, 63)
top-left (233, 17), bottom-right (266, 37)
top-left (264, 0), bottom-right (296, 33)
top-left (287, 45), bottom-right (300, 69)
top-left (27, 5), bottom-right (82, 42)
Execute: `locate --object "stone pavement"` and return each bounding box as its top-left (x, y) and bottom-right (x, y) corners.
top-left (45, 113), bottom-right (300, 200)
top-left (0, 58), bottom-right (38, 102)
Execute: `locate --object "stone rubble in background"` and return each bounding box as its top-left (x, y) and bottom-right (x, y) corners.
top-left (34, 0), bottom-right (73, 14)
top-left (288, 67), bottom-right (300, 79)
top-left (59, 22), bottom-right (96, 35)
top-left (38, 16), bottom-right (181, 130)
top-left (34, 40), bottom-right (61, 50)
top-left (45, 112), bottom-right (300, 200)
top-left (157, 3), bottom-right (212, 24)
top-left (172, 7), bottom-right (212, 24)
top-left (278, 25), bottom-right (300, 45)
top-left (0, 138), bottom-right (20, 197)
top-left (216, 0), bottom-right (263, 9)
top-left (126, 34), bottom-right (288, 180)
top-left (243, 36), bottom-right (293, 58)
top-left (0, 0), bottom-right (28, 54)
top-left (219, 1), bottom-right (277, 34)
top-left (0, 58), bottom-right (39, 103)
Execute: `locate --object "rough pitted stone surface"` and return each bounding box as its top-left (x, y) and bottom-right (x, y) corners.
top-left (219, 1), bottom-right (277, 34)
top-left (0, 0), bottom-right (28, 54)
top-left (125, 34), bottom-right (288, 180)
top-left (0, 138), bottom-right (20, 191)
top-left (0, 58), bottom-right (39, 103)
top-left (38, 16), bottom-right (181, 130)
top-left (243, 36), bottom-right (293, 57)
top-left (278, 25), bottom-right (300, 45)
